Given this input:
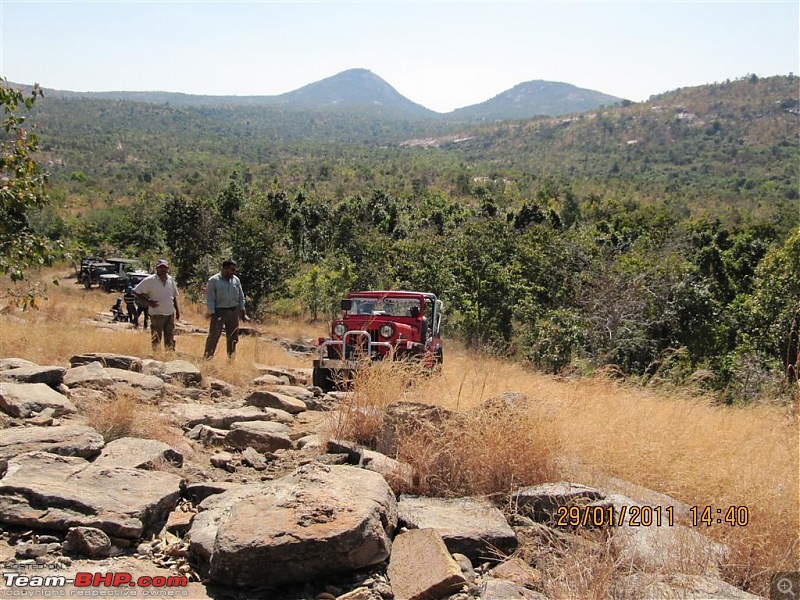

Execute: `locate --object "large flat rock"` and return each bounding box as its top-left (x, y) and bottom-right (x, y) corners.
top-left (398, 495), bottom-right (516, 561)
top-left (225, 421), bottom-right (292, 454)
top-left (0, 382), bottom-right (77, 418)
top-left (64, 361), bottom-right (115, 389)
top-left (0, 425), bottom-right (104, 461)
top-left (170, 404), bottom-right (294, 429)
top-left (69, 353), bottom-right (142, 371)
top-left (0, 366), bottom-right (66, 387)
top-left (93, 437), bottom-right (183, 469)
top-left (0, 451), bottom-right (182, 539)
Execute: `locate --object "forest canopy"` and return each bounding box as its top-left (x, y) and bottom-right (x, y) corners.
top-left (6, 74), bottom-right (800, 403)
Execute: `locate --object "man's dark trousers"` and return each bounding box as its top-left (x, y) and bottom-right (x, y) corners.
top-left (204, 307), bottom-right (240, 358)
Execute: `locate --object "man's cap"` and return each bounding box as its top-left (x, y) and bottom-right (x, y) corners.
top-left (156, 259), bottom-right (169, 268)
top-left (222, 259), bottom-right (237, 268)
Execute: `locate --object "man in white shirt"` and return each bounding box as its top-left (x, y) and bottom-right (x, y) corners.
top-left (134, 259), bottom-right (180, 351)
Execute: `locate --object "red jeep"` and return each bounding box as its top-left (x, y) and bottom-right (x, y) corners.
top-left (312, 290), bottom-right (444, 390)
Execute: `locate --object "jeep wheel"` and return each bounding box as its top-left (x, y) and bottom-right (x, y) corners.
top-left (312, 365), bottom-right (335, 392)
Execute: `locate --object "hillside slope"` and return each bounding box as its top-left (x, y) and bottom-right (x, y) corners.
top-left (450, 79), bottom-right (622, 120)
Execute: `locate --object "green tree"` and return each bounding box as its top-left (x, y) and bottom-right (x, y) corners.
top-left (160, 194), bottom-right (221, 287)
top-left (291, 255), bottom-right (357, 321)
top-left (226, 197), bottom-right (292, 312)
top-left (0, 80), bottom-right (59, 283)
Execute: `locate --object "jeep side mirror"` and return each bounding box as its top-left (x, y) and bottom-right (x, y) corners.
top-left (340, 299), bottom-right (352, 311)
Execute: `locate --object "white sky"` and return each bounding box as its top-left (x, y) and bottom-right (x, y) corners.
top-left (1, 0), bottom-right (797, 113)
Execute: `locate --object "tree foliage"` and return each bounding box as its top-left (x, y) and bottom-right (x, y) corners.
top-left (12, 74), bottom-right (800, 403)
top-left (0, 80), bottom-right (59, 283)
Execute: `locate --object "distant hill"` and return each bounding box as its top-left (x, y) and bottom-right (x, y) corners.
top-left (26, 69), bottom-right (437, 118)
top-left (450, 80), bottom-right (622, 120)
top-left (268, 68), bottom-right (436, 117)
top-left (430, 75), bottom-right (798, 210)
top-left (21, 70), bottom-right (621, 121)
top-left (19, 72), bottom-right (797, 221)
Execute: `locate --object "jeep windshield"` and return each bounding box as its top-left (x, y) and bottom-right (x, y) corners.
top-left (346, 297), bottom-right (421, 317)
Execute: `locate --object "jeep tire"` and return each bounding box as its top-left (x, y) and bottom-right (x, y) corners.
top-left (312, 363), bottom-right (335, 392)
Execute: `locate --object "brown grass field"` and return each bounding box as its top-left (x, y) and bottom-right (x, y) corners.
top-left (1, 270), bottom-right (797, 597)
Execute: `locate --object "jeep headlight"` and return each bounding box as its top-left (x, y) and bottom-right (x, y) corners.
top-left (380, 324), bottom-right (394, 339)
top-left (334, 323), bottom-right (346, 337)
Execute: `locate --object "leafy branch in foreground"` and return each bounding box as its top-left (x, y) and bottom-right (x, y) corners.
top-left (0, 79), bottom-right (59, 286)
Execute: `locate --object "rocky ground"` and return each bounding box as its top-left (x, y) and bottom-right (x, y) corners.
top-left (0, 329), bottom-right (763, 600)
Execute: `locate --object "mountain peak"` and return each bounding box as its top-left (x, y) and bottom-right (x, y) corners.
top-left (273, 69), bottom-right (436, 117)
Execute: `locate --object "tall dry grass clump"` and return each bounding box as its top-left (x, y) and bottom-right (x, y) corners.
top-left (81, 391), bottom-right (178, 445)
top-left (330, 360), bottom-right (425, 446)
top-left (396, 399), bottom-right (562, 499)
top-left (328, 358), bottom-right (562, 498)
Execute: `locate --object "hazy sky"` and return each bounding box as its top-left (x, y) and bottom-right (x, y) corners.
top-left (1, 0), bottom-right (797, 113)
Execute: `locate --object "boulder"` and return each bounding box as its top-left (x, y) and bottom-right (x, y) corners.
top-left (387, 528), bottom-right (467, 600)
top-left (0, 425), bottom-right (104, 461)
top-left (170, 404), bottom-right (293, 430)
top-left (64, 526), bottom-right (112, 558)
top-left (0, 382), bottom-right (77, 418)
top-left (64, 362), bottom-right (114, 389)
top-left (511, 482), bottom-right (603, 523)
top-left (377, 401), bottom-right (453, 457)
top-left (398, 495), bottom-right (516, 561)
top-left (480, 579), bottom-right (547, 600)
top-left (69, 353), bottom-right (142, 372)
top-left (0, 358), bottom-right (38, 371)
top-left (225, 421), bottom-right (292, 454)
top-left (198, 464), bottom-right (397, 587)
top-left (0, 365), bottom-right (66, 387)
top-left (186, 485), bottom-right (264, 564)
top-left (244, 390), bottom-right (307, 414)
top-left (93, 437), bottom-right (183, 469)
top-left (105, 368), bottom-right (165, 392)
top-left (0, 451), bottom-right (181, 538)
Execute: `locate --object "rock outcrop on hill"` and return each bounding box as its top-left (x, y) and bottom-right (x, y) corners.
top-left (0, 353), bottom-right (760, 600)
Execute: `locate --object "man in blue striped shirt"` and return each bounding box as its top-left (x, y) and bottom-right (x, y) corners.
top-left (203, 259), bottom-right (248, 359)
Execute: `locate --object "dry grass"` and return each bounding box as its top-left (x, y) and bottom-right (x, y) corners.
top-left (327, 342), bottom-right (798, 596)
top-left (81, 392), bottom-right (178, 445)
top-left (3, 271), bottom-right (798, 596)
top-left (0, 271), bottom-right (310, 389)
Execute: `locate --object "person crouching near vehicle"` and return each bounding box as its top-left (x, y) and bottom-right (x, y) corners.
top-left (204, 259), bottom-right (249, 359)
top-left (134, 259), bottom-right (180, 351)
top-left (123, 286), bottom-right (138, 327)
top-left (111, 297), bottom-right (126, 322)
